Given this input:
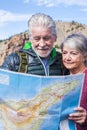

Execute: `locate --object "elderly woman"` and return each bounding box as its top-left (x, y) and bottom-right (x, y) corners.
top-left (60, 33), bottom-right (87, 130)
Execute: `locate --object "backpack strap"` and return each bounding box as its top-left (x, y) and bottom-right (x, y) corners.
top-left (17, 52), bottom-right (28, 73)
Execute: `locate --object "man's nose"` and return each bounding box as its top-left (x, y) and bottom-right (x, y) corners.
top-left (39, 38), bottom-right (46, 47)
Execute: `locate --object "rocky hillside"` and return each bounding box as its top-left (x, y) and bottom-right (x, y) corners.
top-left (0, 32), bottom-right (29, 65)
top-left (0, 21), bottom-right (87, 66)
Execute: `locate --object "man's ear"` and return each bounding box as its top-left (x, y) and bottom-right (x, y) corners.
top-left (53, 35), bottom-right (57, 42)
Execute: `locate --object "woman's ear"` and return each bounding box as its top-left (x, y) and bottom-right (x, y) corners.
top-left (84, 55), bottom-right (87, 60)
top-left (83, 55), bottom-right (87, 66)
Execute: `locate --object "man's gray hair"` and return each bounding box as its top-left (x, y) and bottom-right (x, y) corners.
top-left (28, 13), bottom-right (57, 36)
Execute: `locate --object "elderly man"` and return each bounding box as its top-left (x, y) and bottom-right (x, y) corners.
top-left (1, 13), bottom-right (67, 76)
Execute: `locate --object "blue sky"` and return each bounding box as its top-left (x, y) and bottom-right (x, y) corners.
top-left (0, 0), bottom-right (87, 40)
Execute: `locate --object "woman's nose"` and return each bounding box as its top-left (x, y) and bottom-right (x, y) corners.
top-left (66, 54), bottom-right (71, 60)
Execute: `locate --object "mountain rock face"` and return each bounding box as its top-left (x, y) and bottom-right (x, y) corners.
top-left (0, 21), bottom-right (87, 66)
top-left (0, 32), bottom-right (29, 65)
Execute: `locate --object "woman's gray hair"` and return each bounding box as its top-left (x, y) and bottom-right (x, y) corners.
top-left (28, 13), bottom-right (57, 37)
top-left (60, 33), bottom-right (87, 66)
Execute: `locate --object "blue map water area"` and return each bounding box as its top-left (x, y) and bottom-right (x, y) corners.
top-left (60, 84), bottom-right (81, 121)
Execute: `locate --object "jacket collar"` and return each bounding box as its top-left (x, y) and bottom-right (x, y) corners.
top-left (22, 41), bottom-right (57, 60)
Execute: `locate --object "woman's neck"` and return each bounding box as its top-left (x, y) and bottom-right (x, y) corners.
top-left (70, 66), bottom-right (87, 75)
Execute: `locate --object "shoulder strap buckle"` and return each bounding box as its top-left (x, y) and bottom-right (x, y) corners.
top-left (17, 52), bottom-right (28, 73)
